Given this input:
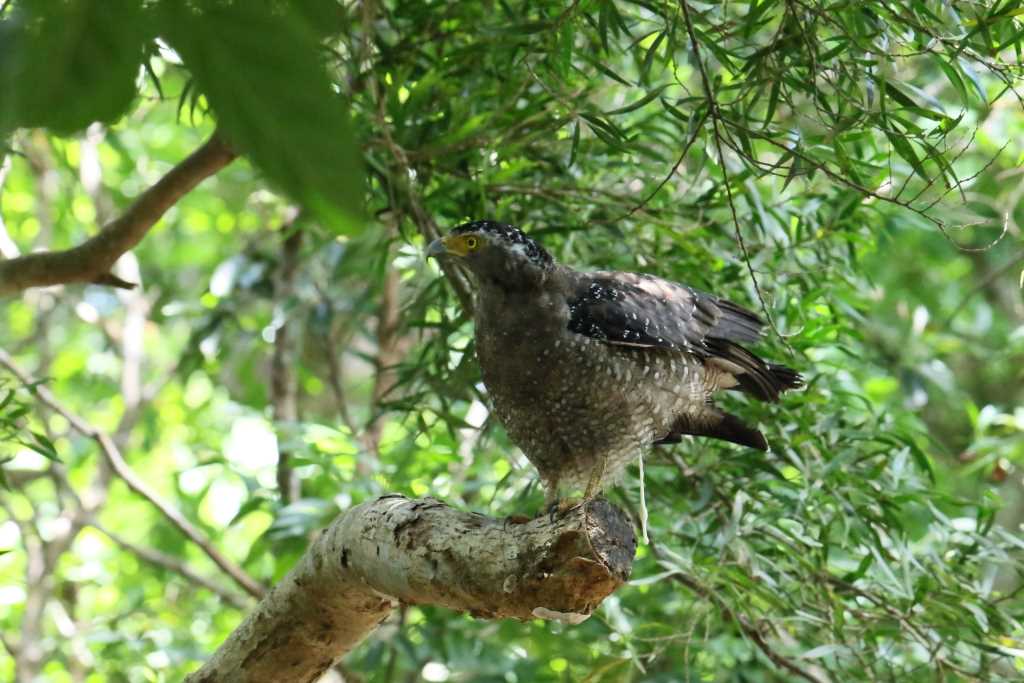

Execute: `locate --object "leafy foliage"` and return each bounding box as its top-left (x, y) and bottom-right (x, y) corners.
top-left (159, 0), bottom-right (364, 226)
top-left (0, 0), bottom-right (150, 136)
top-left (1, 0), bottom-right (1024, 681)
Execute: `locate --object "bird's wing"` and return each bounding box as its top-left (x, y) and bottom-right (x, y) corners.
top-left (566, 271), bottom-right (764, 351)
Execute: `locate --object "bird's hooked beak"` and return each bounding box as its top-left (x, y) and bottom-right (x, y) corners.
top-left (425, 237), bottom-right (449, 259)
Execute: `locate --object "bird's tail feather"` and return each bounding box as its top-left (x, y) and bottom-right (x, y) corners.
top-left (654, 410), bottom-right (768, 451)
top-left (705, 338), bottom-right (803, 402)
top-left (768, 363), bottom-right (803, 391)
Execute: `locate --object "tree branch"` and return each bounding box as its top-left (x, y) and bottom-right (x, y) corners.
top-left (0, 133), bottom-right (236, 296)
top-left (92, 524), bottom-right (250, 610)
top-left (648, 542), bottom-right (825, 683)
top-left (365, 224), bottom-right (408, 460)
top-left (187, 495), bottom-right (635, 682)
top-left (0, 348), bottom-right (265, 599)
top-left (271, 210), bottom-right (303, 504)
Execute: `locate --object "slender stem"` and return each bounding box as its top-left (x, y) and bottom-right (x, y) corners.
top-left (93, 524), bottom-right (250, 609)
top-left (678, 0), bottom-right (792, 352)
top-left (0, 349), bottom-right (265, 599)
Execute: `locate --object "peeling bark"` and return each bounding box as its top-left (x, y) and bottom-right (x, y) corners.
top-left (187, 495), bottom-right (636, 683)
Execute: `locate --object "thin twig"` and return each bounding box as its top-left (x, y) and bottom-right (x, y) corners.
top-left (724, 120), bottom-right (1009, 253)
top-left (649, 541), bottom-right (825, 683)
top-left (0, 349), bottom-right (265, 599)
top-left (940, 249), bottom-right (1024, 328)
top-left (361, 0), bottom-right (474, 315)
top-left (92, 524), bottom-right (250, 609)
top-left (678, 0), bottom-right (793, 352)
top-left (612, 490), bottom-right (825, 683)
top-left (617, 107), bottom-right (711, 222)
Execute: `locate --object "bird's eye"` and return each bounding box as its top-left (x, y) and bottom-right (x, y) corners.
top-left (465, 236), bottom-right (479, 250)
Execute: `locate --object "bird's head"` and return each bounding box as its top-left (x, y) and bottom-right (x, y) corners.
top-left (426, 220), bottom-right (554, 291)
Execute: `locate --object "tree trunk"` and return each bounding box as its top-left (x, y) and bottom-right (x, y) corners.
top-left (187, 495), bottom-right (636, 683)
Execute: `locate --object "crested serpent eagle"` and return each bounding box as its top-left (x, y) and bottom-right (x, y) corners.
top-left (427, 220), bottom-right (802, 504)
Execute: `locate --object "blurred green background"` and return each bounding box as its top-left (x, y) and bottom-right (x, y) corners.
top-left (1, 1), bottom-right (1023, 681)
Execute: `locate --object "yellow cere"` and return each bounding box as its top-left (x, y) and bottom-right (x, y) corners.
top-left (443, 233), bottom-right (482, 256)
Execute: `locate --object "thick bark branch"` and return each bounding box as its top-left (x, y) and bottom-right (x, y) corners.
top-left (0, 133), bottom-right (236, 296)
top-left (187, 495), bottom-right (636, 683)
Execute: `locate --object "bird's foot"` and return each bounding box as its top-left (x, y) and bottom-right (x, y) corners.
top-left (544, 497), bottom-right (584, 523)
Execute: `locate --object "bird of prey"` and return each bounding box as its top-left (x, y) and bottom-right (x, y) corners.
top-left (427, 220), bottom-right (802, 504)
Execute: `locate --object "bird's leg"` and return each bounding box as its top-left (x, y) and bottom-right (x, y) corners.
top-left (543, 475), bottom-right (585, 521)
top-left (544, 477), bottom-right (559, 508)
top-left (583, 459), bottom-right (606, 501)
top-left (544, 476), bottom-right (563, 523)
top-left (544, 464), bottom-right (607, 522)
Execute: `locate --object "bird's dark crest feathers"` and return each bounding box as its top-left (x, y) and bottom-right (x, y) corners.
top-left (452, 220), bottom-right (554, 269)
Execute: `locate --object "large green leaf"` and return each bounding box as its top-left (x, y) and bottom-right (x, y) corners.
top-left (160, 0), bottom-right (364, 231)
top-left (0, 0), bottom-right (149, 135)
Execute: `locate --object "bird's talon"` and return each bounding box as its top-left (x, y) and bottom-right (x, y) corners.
top-left (545, 498), bottom-right (582, 522)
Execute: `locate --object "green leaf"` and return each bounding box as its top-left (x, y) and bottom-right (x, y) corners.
top-left (931, 55), bottom-right (970, 106)
top-left (588, 60), bottom-right (633, 87)
top-left (840, 553), bottom-right (874, 582)
top-left (957, 58), bottom-right (989, 103)
top-left (229, 495), bottom-right (268, 526)
top-left (0, 0), bottom-right (150, 135)
top-left (886, 132), bottom-right (929, 182)
top-left (290, 0), bottom-right (347, 38)
top-left (579, 113), bottom-right (628, 151)
top-left (640, 31), bottom-right (666, 79)
top-left (782, 152), bottom-right (802, 191)
top-left (605, 85), bottom-right (669, 116)
top-left (763, 78), bottom-right (781, 127)
top-left (160, 0), bottom-right (364, 231)
top-left (743, 0), bottom-right (777, 38)
top-left (800, 644), bottom-right (846, 660)
top-left (568, 120), bottom-right (581, 167)
top-left (555, 23), bottom-right (574, 79)
top-left (24, 431), bottom-right (59, 462)
top-left (661, 99), bottom-right (693, 125)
